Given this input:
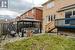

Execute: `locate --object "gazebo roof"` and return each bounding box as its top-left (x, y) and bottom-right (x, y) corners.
top-left (17, 19), bottom-right (41, 22)
top-left (17, 16), bottom-right (41, 22)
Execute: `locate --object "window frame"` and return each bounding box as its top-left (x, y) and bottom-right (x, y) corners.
top-left (65, 11), bottom-right (72, 24)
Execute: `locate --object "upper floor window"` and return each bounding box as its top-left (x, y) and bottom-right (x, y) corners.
top-left (47, 1), bottom-right (54, 8)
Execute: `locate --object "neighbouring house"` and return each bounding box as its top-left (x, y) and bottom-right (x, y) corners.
top-left (0, 20), bottom-right (9, 35)
top-left (0, 19), bottom-right (16, 37)
top-left (42, 0), bottom-right (75, 35)
top-left (20, 7), bottom-right (43, 21)
top-left (16, 7), bottom-right (43, 36)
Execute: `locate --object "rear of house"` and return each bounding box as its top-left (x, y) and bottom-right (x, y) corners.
top-left (42, 0), bottom-right (75, 35)
top-left (55, 0), bottom-right (75, 35)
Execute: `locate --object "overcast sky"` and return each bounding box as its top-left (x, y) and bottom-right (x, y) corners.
top-left (0, 0), bottom-right (48, 18)
top-left (8, 0), bottom-right (48, 12)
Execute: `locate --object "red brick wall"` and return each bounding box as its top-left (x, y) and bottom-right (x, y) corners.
top-left (35, 9), bottom-right (43, 20)
top-left (28, 11), bottom-right (33, 17)
top-left (21, 8), bottom-right (43, 21)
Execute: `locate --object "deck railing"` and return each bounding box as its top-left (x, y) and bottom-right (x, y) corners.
top-left (55, 18), bottom-right (75, 27)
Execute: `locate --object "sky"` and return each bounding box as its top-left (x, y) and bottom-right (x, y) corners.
top-left (8, 0), bottom-right (48, 13)
top-left (0, 0), bottom-right (48, 18)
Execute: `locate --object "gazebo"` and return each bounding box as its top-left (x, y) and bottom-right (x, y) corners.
top-left (17, 17), bottom-right (42, 37)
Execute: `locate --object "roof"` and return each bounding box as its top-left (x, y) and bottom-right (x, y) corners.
top-left (20, 7), bottom-right (43, 16)
top-left (57, 4), bottom-right (75, 12)
top-left (17, 19), bottom-right (41, 22)
top-left (17, 16), bottom-right (41, 22)
top-left (42, 0), bottom-right (53, 6)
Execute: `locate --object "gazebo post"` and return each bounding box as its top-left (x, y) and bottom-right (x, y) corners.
top-left (40, 22), bottom-right (42, 33)
top-left (17, 21), bottom-right (20, 37)
top-left (21, 21), bottom-right (24, 37)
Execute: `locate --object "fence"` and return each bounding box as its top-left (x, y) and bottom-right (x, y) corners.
top-left (0, 23), bottom-right (9, 35)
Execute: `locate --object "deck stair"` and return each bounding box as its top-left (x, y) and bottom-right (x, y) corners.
top-left (45, 21), bottom-right (56, 33)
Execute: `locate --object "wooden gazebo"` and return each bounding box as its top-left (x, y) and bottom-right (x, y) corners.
top-left (17, 18), bottom-right (42, 37)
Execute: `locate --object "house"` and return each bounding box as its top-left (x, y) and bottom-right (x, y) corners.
top-left (55, 0), bottom-right (75, 35)
top-left (20, 7), bottom-right (43, 21)
top-left (16, 7), bottom-right (43, 36)
top-left (42, 0), bottom-right (75, 34)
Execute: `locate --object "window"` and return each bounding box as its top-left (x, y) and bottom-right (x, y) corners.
top-left (64, 10), bottom-right (75, 24)
top-left (52, 15), bottom-right (56, 21)
top-left (51, 15), bottom-right (53, 21)
top-left (54, 15), bottom-right (56, 20)
top-left (48, 15), bottom-right (50, 21)
top-left (47, 14), bottom-right (56, 22)
top-left (65, 11), bottom-right (72, 24)
top-left (46, 16), bottom-right (48, 23)
top-left (73, 11), bottom-right (75, 15)
top-left (47, 2), bottom-right (54, 8)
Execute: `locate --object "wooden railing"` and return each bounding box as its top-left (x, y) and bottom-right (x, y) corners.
top-left (45, 21), bottom-right (55, 32)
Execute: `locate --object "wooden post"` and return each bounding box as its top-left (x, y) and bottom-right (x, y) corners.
top-left (27, 28), bottom-right (32, 37)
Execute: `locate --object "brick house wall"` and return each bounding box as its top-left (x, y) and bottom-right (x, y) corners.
top-left (20, 7), bottom-right (43, 21)
top-left (42, 0), bottom-right (75, 33)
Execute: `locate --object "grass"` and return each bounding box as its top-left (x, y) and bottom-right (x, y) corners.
top-left (3, 34), bottom-right (75, 50)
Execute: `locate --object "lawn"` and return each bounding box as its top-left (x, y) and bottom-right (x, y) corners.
top-left (3, 34), bottom-right (75, 50)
